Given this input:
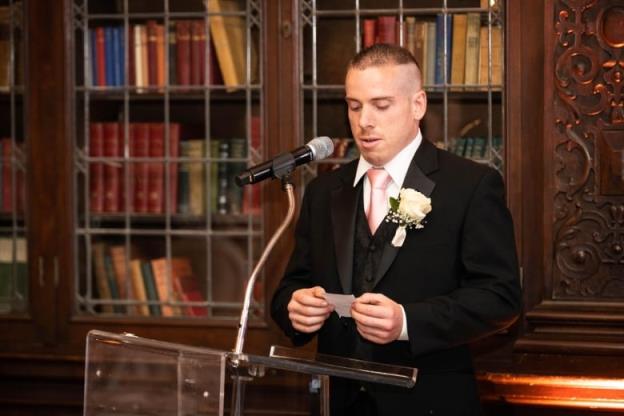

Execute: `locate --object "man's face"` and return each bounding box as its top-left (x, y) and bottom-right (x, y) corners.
top-left (345, 64), bottom-right (426, 167)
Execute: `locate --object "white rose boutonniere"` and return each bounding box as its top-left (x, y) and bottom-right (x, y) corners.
top-left (386, 188), bottom-right (432, 247)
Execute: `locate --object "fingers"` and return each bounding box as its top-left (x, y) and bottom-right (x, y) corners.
top-left (351, 293), bottom-right (403, 344)
top-left (287, 287), bottom-right (333, 333)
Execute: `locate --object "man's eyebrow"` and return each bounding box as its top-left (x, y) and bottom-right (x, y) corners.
top-left (344, 96), bottom-right (394, 102)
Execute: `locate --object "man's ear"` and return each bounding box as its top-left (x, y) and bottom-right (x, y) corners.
top-left (413, 90), bottom-right (427, 121)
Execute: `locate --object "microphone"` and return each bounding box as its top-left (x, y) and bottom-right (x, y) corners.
top-left (235, 136), bottom-right (334, 186)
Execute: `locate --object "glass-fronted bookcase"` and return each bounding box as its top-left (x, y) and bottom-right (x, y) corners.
top-left (71, 0), bottom-right (264, 321)
top-left (299, 0), bottom-right (504, 182)
top-left (0, 0), bottom-right (27, 316)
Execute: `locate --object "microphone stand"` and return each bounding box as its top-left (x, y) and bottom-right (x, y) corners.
top-left (229, 174), bottom-right (297, 416)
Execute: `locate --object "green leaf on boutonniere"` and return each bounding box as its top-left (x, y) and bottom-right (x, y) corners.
top-left (389, 196), bottom-right (399, 211)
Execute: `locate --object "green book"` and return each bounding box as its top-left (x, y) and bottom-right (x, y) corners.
top-left (228, 138), bottom-right (246, 214)
top-left (140, 261), bottom-right (161, 316)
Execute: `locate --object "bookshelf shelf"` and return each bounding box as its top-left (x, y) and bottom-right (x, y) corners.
top-left (71, 0), bottom-right (264, 321)
top-left (79, 87), bottom-right (261, 101)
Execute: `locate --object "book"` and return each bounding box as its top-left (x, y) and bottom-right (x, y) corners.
top-left (140, 261), bottom-right (161, 316)
top-left (150, 258), bottom-right (181, 317)
top-left (434, 14), bottom-right (452, 85)
top-left (362, 19), bottom-right (376, 48)
top-left (168, 21), bottom-right (176, 85)
top-left (190, 20), bottom-right (205, 85)
top-left (170, 257), bottom-right (207, 317)
top-left (147, 123), bottom-right (165, 214)
top-left (129, 123), bottom-right (150, 213)
top-left (146, 20), bottom-right (158, 87)
top-left (206, 0), bottom-right (248, 90)
top-left (166, 123), bottom-right (180, 214)
top-left (182, 139), bottom-right (205, 216)
top-left (424, 21), bottom-right (437, 86)
top-left (92, 243), bottom-right (113, 313)
top-left (95, 27), bottom-right (106, 87)
top-left (109, 245), bottom-right (137, 315)
top-left (478, 25), bottom-right (503, 86)
top-left (129, 259), bottom-right (150, 316)
top-left (450, 14), bottom-right (467, 86)
top-left (133, 25), bottom-right (147, 91)
top-left (103, 253), bottom-right (124, 313)
top-left (228, 138), bottom-right (246, 214)
top-left (156, 23), bottom-right (165, 88)
top-left (464, 13), bottom-right (481, 85)
top-left (89, 123), bottom-right (104, 213)
top-left (175, 20), bottom-right (191, 86)
top-left (376, 16), bottom-right (397, 45)
top-left (102, 123), bottom-right (121, 213)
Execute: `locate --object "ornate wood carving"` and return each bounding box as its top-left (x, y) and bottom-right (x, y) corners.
top-left (553, 0), bottom-right (624, 300)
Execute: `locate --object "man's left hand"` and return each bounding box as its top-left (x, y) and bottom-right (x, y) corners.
top-left (351, 293), bottom-right (403, 344)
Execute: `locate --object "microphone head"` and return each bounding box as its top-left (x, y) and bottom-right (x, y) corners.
top-left (306, 136), bottom-right (334, 161)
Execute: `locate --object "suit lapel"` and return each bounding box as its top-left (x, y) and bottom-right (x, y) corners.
top-left (330, 163), bottom-right (360, 294)
top-left (372, 139), bottom-right (439, 288)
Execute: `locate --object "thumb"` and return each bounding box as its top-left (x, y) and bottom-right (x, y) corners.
top-left (313, 286), bottom-right (326, 298)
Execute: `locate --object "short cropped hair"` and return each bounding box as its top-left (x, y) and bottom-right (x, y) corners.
top-left (349, 44), bottom-right (421, 72)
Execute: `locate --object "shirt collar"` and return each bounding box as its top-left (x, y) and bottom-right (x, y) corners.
top-left (353, 129), bottom-right (422, 188)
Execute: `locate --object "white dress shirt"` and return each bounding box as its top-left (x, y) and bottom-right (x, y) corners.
top-left (352, 130), bottom-right (423, 341)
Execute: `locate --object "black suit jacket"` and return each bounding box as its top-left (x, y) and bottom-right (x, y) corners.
top-left (271, 139), bottom-right (521, 415)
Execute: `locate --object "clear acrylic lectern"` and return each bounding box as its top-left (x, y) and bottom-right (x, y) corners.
top-left (83, 330), bottom-right (417, 415)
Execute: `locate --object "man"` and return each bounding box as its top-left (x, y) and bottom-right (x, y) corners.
top-left (271, 44), bottom-right (521, 415)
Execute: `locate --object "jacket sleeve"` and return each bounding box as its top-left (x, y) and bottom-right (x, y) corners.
top-left (403, 168), bottom-right (522, 356)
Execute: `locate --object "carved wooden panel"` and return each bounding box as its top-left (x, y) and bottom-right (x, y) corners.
top-left (553, 0), bottom-right (624, 300)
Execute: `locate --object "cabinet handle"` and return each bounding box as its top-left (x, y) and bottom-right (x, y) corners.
top-left (38, 256), bottom-right (44, 287)
top-left (53, 256), bottom-right (59, 288)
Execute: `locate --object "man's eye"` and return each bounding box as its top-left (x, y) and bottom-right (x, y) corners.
top-left (349, 104), bottom-right (361, 111)
top-left (375, 104), bottom-right (390, 110)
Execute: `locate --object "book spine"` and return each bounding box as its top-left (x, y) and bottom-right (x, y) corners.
top-left (102, 122), bottom-right (121, 213)
top-left (148, 123), bottom-right (165, 214)
top-left (156, 23), bottom-right (165, 88)
top-left (167, 123), bottom-right (180, 214)
top-left (95, 27), bottom-right (106, 86)
top-left (176, 20), bottom-right (191, 86)
top-left (168, 21), bottom-right (177, 85)
top-left (376, 16), bottom-right (397, 45)
top-left (190, 20), bottom-right (202, 85)
top-left (128, 24), bottom-right (135, 86)
top-left (105, 27), bottom-right (114, 86)
top-left (362, 19), bottom-right (376, 48)
top-left (147, 20), bottom-right (158, 87)
top-left (89, 123), bottom-right (104, 214)
top-left (464, 13), bottom-right (481, 85)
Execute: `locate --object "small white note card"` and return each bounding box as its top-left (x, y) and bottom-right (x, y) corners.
top-left (324, 293), bottom-right (355, 318)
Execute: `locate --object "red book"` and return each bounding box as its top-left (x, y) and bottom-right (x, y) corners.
top-left (175, 20), bottom-right (191, 86)
top-left (170, 257), bottom-right (206, 317)
top-left (1, 138), bottom-right (12, 213)
top-left (167, 123), bottom-right (180, 214)
top-left (89, 123), bottom-right (105, 213)
top-left (128, 24), bottom-right (135, 86)
top-left (129, 123), bottom-right (149, 213)
top-left (376, 16), bottom-right (397, 45)
top-left (190, 20), bottom-right (205, 85)
top-left (147, 123), bottom-right (165, 214)
top-left (146, 20), bottom-right (159, 87)
top-left (95, 27), bottom-right (107, 86)
top-left (102, 123), bottom-right (121, 213)
top-left (156, 24), bottom-right (166, 88)
top-left (363, 19), bottom-right (377, 48)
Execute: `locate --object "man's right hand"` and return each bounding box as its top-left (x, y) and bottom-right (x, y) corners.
top-left (287, 286), bottom-right (334, 333)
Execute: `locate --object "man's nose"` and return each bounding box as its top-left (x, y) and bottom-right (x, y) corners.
top-left (358, 106), bottom-right (374, 129)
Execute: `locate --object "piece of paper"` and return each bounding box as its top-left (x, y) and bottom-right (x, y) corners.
top-left (324, 293), bottom-right (355, 318)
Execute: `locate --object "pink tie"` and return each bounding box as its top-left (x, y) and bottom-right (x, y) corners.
top-left (367, 168), bottom-right (391, 234)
